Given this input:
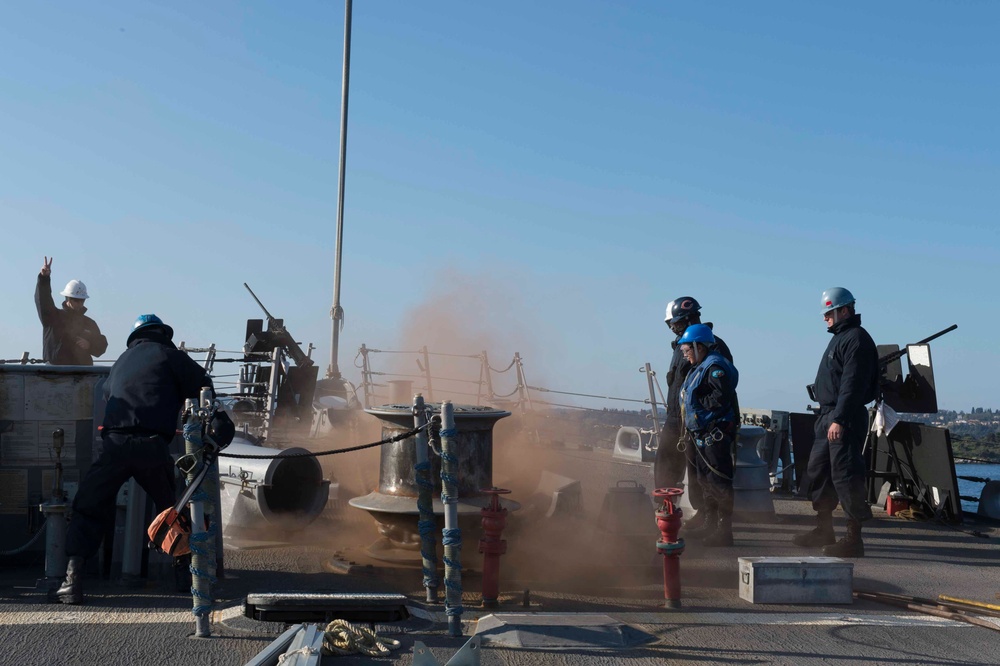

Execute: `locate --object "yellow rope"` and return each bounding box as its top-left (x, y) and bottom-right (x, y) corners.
top-left (321, 619), bottom-right (402, 657)
top-left (894, 505), bottom-right (932, 521)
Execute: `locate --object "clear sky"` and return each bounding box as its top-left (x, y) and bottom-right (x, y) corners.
top-left (2, 1), bottom-right (997, 414)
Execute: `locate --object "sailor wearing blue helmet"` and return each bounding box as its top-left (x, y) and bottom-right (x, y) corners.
top-left (678, 324), bottom-right (741, 547)
top-left (54, 314), bottom-right (233, 604)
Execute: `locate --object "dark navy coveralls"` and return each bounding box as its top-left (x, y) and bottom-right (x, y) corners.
top-left (680, 351), bottom-right (740, 515)
top-left (66, 330), bottom-right (212, 559)
top-left (655, 324), bottom-right (732, 503)
top-left (804, 314), bottom-right (878, 523)
top-left (34, 274), bottom-right (108, 365)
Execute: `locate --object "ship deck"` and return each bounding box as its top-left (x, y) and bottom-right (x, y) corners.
top-left (2, 442), bottom-right (998, 665)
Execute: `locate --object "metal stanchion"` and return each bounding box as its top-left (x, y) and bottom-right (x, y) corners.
top-left (440, 401), bottom-right (463, 636)
top-left (413, 393), bottom-right (439, 603)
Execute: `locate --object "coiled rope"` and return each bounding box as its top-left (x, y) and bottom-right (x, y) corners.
top-left (321, 619), bottom-right (402, 657)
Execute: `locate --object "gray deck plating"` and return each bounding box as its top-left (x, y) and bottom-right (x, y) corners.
top-left (1, 445), bottom-right (997, 665)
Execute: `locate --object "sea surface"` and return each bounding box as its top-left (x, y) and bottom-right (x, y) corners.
top-left (955, 462), bottom-right (999, 514)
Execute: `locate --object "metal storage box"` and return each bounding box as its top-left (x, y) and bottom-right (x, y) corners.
top-left (739, 556), bottom-right (853, 604)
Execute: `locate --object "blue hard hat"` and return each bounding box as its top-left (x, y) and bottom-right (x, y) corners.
top-left (821, 287), bottom-right (855, 315)
top-left (677, 323), bottom-right (715, 346)
top-left (128, 313), bottom-right (174, 343)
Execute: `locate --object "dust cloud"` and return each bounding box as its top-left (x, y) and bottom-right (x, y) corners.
top-left (223, 269), bottom-right (662, 600)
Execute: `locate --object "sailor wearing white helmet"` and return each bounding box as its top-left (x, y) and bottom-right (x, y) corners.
top-left (34, 256), bottom-right (108, 365)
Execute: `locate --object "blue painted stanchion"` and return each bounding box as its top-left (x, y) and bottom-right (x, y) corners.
top-left (439, 401), bottom-right (463, 637)
top-left (413, 393), bottom-right (439, 603)
top-left (182, 388), bottom-right (219, 638)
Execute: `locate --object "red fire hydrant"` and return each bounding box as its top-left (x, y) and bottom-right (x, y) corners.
top-left (653, 487), bottom-right (685, 609)
top-left (479, 487), bottom-right (510, 608)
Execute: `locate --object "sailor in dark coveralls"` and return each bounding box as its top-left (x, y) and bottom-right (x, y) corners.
top-left (678, 323), bottom-right (740, 547)
top-left (54, 314), bottom-right (233, 604)
top-left (34, 256), bottom-right (108, 365)
top-left (656, 296), bottom-right (733, 532)
top-left (793, 287), bottom-right (878, 558)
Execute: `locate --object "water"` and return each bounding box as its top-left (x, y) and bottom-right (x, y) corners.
top-left (955, 462), bottom-right (1000, 514)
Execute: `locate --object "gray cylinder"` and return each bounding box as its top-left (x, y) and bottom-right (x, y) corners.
top-left (733, 426), bottom-right (775, 517)
top-left (218, 437), bottom-right (330, 534)
top-left (366, 404), bottom-right (509, 500)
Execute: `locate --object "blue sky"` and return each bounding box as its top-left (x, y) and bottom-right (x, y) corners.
top-left (1, 1), bottom-right (997, 413)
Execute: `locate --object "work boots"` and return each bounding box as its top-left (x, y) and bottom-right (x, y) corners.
top-left (700, 515), bottom-right (734, 547)
top-left (683, 509), bottom-right (711, 533)
top-left (792, 511), bottom-right (836, 547)
top-left (823, 519), bottom-right (865, 558)
top-left (53, 556), bottom-right (85, 605)
top-left (684, 508), bottom-right (717, 537)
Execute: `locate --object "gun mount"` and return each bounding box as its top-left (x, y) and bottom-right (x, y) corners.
top-left (878, 324), bottom-right (957, 414)
top-left (243, 283), bottom-right (314, 369)
top-left (231, 284), bottom-right (321, 441)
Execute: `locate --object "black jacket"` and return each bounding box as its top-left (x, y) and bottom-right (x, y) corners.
top-left (813, 314), bottom-right (879, 425)
top-left (665, 322), bottom-right (733, 418)
top-left (35, 274), bottom-right (108, 365)
top-left (101, 331), bottom-right (213, 440)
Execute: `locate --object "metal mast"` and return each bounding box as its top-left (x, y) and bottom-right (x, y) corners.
top-left (328, 0), bottom-right (353, 379)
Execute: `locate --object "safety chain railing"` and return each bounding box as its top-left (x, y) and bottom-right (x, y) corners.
top-left (0, 354), bottom-right (47, 364)
top-left (353, 344), bottom-right (663, 419)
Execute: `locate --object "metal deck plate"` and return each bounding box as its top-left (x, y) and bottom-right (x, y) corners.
top-left (473, 613), bottom-right (655, 649)
top-left (244, 591), bottom-right (410, 623)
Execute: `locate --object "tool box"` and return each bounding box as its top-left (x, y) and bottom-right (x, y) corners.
top-left (739, 556), bottom-right (853, 604)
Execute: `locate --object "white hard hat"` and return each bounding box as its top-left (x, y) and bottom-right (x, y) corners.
top-left (60, 280), bottom-right (89, 300)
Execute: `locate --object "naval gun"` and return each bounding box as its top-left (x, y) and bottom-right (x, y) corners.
top-left (867, 324), bottom-right (963, 520)
top-left (243, 283), bottom-right (314, 369)
top-left (877, 324), bottom-right (957, 414)
top-left (234, 284), bottom-right (319, 438)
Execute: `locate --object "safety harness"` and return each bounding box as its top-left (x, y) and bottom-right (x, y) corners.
top-left (680, 350), bottom-right (741, 481)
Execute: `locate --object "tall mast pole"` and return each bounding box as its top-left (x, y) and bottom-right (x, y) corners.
top-left (328, 0), bottom-right (353, 379)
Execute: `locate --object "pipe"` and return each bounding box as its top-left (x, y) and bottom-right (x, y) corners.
top-left (440, 401), bottom-right (463, 636)
top-left (121, 479), bottom-right (145, 581)
top-left (183, 391), bottom-right (218, 638)
top-left (478, 487), bottom-right (510, 608)
top-left (642, 363), bottom-right (661, 438)
top-left (938, 594), bottom-right (1000, 613)
top-left (654, 487), bottom-right (686, 609)
top-left (40, 428), bottom-right (68, 582)
top-left (328, 0), bottom-right (352, 380)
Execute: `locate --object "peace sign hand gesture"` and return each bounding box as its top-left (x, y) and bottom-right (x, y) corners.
top-left (40, 256), bottom-right (53, 277)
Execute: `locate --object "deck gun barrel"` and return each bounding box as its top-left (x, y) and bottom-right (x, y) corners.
top-left (878, 324), bottom-right (957, 370)
top-left (807, 323), bottom-right (957, 406)
top-left (243, 283), bottom-right (314, 368)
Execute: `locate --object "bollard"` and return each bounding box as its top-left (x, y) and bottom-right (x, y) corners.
top-left (478, 487), bottom-right (510, 609)
top-left (653, 487), bottom-right (685, 609)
